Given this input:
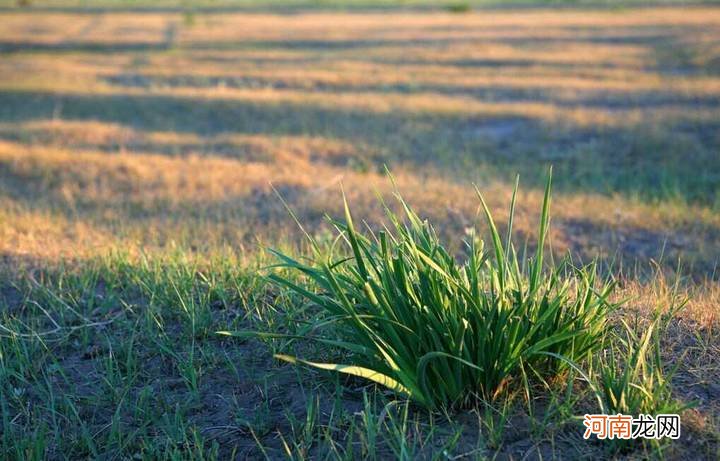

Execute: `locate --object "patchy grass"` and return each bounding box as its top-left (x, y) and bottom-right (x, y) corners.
top-left (1, 246), bottom-right (719, 459)
top-left (1, 4), bottom-right (720, 459)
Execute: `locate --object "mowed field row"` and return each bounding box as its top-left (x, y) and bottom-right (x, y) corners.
top-left (1, 8), bottom-right (720, 274)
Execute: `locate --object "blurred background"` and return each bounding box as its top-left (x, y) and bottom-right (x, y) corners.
top-left (1, 0), bottom-right (719, 278)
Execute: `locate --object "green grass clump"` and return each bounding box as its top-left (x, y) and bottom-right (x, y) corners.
top-left (242, 171), bottom-right (618, 409)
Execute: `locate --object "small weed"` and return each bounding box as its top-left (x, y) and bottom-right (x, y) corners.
top-left (596, 319), bottom-right (686, 418)
top-left (445, 2), bottom-right (471, 13)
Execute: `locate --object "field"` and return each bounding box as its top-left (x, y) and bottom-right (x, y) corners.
top-left (1, 3), bottom-right (720, 459)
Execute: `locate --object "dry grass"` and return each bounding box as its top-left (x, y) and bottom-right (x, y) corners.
top-left (1, 4), bottom-right (718, 313)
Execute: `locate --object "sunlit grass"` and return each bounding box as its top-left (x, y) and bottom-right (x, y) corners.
top-left (596, 317), bottom-right (688, 417)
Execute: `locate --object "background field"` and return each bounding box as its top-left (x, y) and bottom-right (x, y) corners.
top-left (1, 3), bottom-right (720, 459)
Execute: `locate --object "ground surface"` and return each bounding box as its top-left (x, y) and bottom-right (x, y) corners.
top-left (1, 5), bottom-right (720, 460)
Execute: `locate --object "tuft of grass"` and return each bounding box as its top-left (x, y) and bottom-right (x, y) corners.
top-left (588, 308), bottom-right (692, 454)
top-left (595, 317), bottom-right (689, 417)
top-left (229, 170), bottom-right (619, 409)
top-left (445, 2), bottom-right (471, 13)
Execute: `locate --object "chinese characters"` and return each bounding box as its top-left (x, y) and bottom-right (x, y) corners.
top-left (583, 414), bottom-right (680, 440)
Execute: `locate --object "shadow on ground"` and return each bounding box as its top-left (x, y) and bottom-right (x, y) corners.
top-left (0, 89), bottom-right (717, 204)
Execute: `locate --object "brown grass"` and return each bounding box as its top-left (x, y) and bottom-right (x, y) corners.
top-left (0, 7), bottom-right (718, 271)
